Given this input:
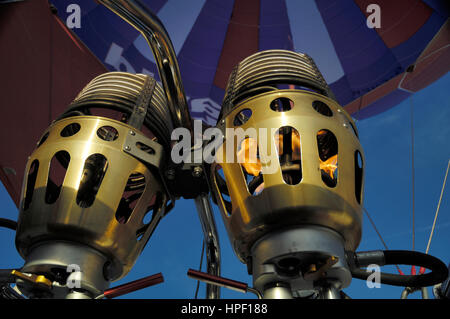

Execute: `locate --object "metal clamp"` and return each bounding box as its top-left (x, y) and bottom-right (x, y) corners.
top-left (123, 129), bottom-right (164, 169)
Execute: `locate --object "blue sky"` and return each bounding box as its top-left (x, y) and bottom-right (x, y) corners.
top-left (1, 71), bottom-right (449, 299)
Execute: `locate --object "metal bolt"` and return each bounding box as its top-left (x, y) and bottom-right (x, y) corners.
top-left (343, 123), bottom-right (348, 128)
top-left (221, 119), bottom-right (225, 124)
top-left (337, 109), bottom-right (342, 113)
top-left (124, 145), bottom-right (131, 151)
top-left (130, 130), bottom-right (136, 136)
top-left (192, 166), bottom-right (203, 178)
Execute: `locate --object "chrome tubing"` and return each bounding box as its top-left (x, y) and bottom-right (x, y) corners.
top-left (97, 0), bottom-right (192, 132)
top-left (194, 194), bottom-right (221, 299)
top-left (98, 0), bottom-right (222, 299)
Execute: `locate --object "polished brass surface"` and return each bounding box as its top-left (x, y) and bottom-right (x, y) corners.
top-left (16, 116), bottom-right (168, 280)
top-left (211, 90), bottom-right (364, 262)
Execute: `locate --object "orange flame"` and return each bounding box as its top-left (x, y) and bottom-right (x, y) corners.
top-left (237, 131), bottom-right (302, 194)
top-left (237, 138), bottom-right (261, 176)
top-left (317, 130), bottom-right (338, 178)
top-left (237, 131), bottom-right (302, 177)
top-left (237, 133), bottom-right (337, 192)
top-left (320, 154), bottom-right (338, 178)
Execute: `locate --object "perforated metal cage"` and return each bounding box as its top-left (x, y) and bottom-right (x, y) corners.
top-left (16, 73), bottom-right (172, 281)
top-left (210, 51), bottom-right (365, 262)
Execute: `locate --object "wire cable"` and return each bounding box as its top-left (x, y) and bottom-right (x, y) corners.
top-left (410, 98), bottom-right (416, 252)
top-left (363, 207), bottom-right (389, 250)
top-left (425, 159), bottom-right (450, 254)
top-left (363, 207), bottom-right (403, 275)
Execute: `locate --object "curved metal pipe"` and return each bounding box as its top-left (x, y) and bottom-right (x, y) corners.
top-left (194, 194), bottom-right (221, 299)
top-left (97, 0), bottom-right (221, 299)
top-left (97, 0), bottom-right (192, 132)
top-left (401, 286), bottom-right (429, 299)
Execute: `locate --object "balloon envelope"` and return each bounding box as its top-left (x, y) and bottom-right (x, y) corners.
top-left (52, 0), bottom-right (450, 124)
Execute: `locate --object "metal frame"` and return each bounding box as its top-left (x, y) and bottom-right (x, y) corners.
top-left (98, 0), bottom-right (221, 299)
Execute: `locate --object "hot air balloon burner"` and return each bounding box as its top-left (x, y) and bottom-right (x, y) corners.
top-left (14, 72), bottom-right (172, 298)
top-left (210, 50), bottom-right (365, 298)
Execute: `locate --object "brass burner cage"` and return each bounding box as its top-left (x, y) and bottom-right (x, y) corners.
top-left (16, 73), bottom-right (171, 284)
top-left (210, 50), bottom-right (365, 263)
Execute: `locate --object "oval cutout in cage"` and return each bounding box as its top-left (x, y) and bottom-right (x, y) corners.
top-left (237, 138), bottom-right (264, 195)
top-left (142, 193), bottom-right (158, 225)
top-left (23, 160), bottom-right (39, 211)
top-left (115, 172), bottom-right (146, 224)
top-left (136, 192), bottom-right (162, 242)
top-left (45, 151), bottom-right (70, 204)
top-left (275, 127), bottom-right (302, 185)
top-left (97, 126), bottom-right (119, 141)
top-left (60, 123), bottom-right (81, 137)
top-left (37, 132), bottom-right (49, 148)
top-left (312, 101), bottom-right (333, 117)
top-left (270, 97), bottom-right (293, 112)
top-left (76, 154), bottom-right (108, 208)
top-left (317, 129), bottom-right (338, 188)
top-left (355, 151), bottom-right (363, 204)
top-left (234, 109), bottom-right (252, 126)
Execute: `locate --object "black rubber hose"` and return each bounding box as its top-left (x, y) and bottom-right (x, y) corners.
top-left (351, 250), bottom-right (449, 288)
top-left (0, 218), bottom-right (17, 231)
